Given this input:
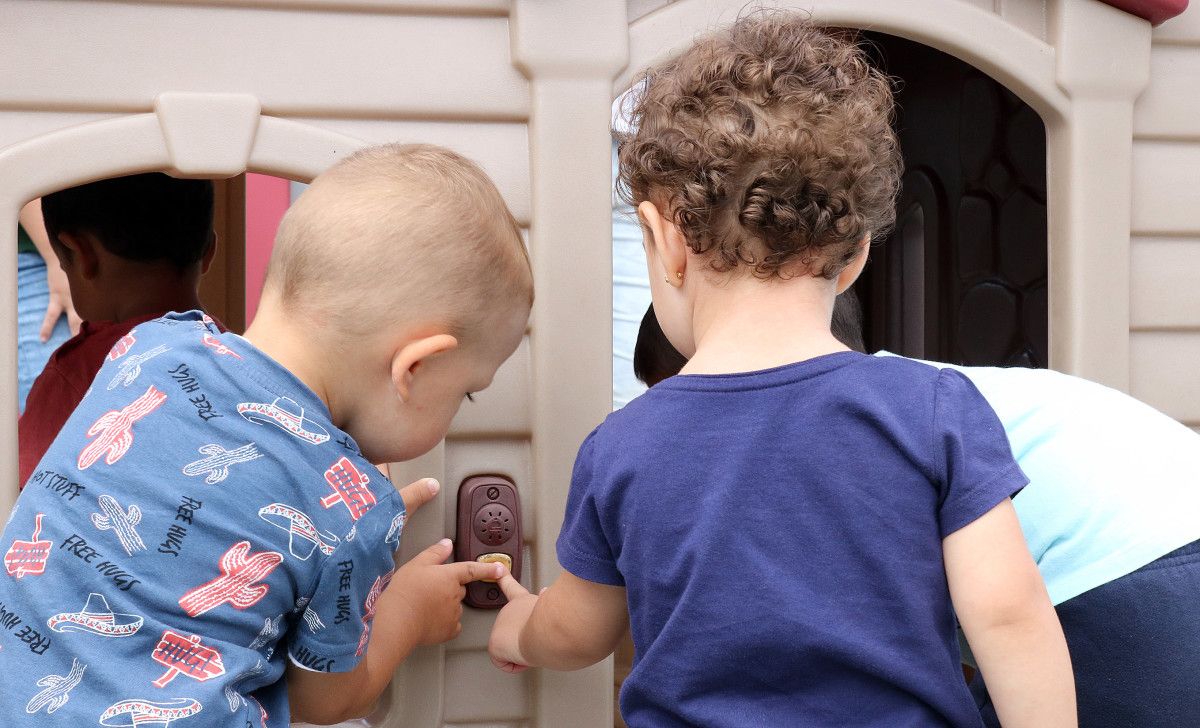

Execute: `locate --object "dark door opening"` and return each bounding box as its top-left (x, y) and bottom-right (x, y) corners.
top-left (857, 33), bottom-right (1048, 368)
top-left (200, 175), bottom-right (247, 333)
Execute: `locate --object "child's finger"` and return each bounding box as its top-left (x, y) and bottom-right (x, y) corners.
top-left (411, 537), bottom-right (454, 565)
top-left (397, 478), bottom-right (440, 514)
top-left (39, 302), bottom-right (62, 342)
top-left (490, 654), bottom-right (530, 674)
top-left (445, 559), bottom-right (505, 585)
top-left (496, 572), bottom-right (530, 600)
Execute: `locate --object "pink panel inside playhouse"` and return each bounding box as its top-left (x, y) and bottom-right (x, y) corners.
top-left (244, 173), bottom-right (290, 323)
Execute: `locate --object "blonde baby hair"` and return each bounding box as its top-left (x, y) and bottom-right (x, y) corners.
top-left (265, 142), bottom-right (531, 341)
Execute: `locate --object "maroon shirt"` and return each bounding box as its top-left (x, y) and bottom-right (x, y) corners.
top-left (19, 313), bottom-right (169, 486)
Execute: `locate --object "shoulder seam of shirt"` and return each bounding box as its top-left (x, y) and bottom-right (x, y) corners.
top-left (928, 368), bottom-right (950, 488)
top-left (43, 358), bottom-right (89, 401)
top-left (296, 485), bottom-right (403, 601)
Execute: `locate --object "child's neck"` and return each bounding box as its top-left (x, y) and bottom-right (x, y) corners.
top-left (242, 298), bottom-right (337, 417)
top-left (683, 274), bottom-right (848, 376)
top-left (91, 270), bottom-right (204, 323)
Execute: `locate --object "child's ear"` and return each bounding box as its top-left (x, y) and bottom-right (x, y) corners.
top-left (637, 201), bottom-right (689, 287)
top-left (200, 231), bottom-right (219, 275)
top-left (390, 333), bottom-right (459, 402)
top-left (54, 231), bottom-right (101, 280)
top-left (835, 235), bottom-right (872, 294)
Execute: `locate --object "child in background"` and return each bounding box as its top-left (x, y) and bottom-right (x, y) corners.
top-left (0, 143), bottom-right (531, 727)
top-left (488, 14), bottom-right (1074, 727)
top-left (635, 292), bottom-right (1200, 728)
top-left (19, 174), bottom-right (219, 486)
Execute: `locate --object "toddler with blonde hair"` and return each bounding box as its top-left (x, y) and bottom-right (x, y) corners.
top-left (0, 143), bottom-right (531, 727)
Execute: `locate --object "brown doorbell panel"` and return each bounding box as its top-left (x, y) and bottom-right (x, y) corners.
top-left (456, 474), bottom-right (522, 609)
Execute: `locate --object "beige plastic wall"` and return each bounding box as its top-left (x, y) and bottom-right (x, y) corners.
top-left (0, 1), bottom-right (1189, 727)
top-left (1129, 3), bottom-right (1200, 437)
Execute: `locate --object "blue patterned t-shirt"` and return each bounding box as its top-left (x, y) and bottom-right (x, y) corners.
top-left (0, 311), bottom-right (405, 727)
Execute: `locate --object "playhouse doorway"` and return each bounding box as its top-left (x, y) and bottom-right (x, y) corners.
top-left (856, 32), bottom-right (1049, 368)
top-left (11, 171), bottom-right (258, 426)
top-left (201, 175), bottom-right (247, 332)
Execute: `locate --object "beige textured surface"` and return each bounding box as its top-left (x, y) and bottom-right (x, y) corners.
top-left (1134, 46), bottom-right (1200, 139)
top-left (511, 0), bottom-right (628, 723)
top-left (1131, 238), bottom-right (1200, 330)
top-left (1128, 1), bottom-right (1200, 418)
top-left (443, 651), bottom-right (531, 722)
top-left (626, 0), bottom-right (671, 22)
top-left (624, 0), bottom-right (1069, 118)
top-left (997, 0), bottom-right (1047, 40)
top-left (447, 338), bottom-right (532, 438)
top-left (1131, 142), bottom-right (1200, 235)
top-left (1131, 332), bottom-right (1200, 425)
top-left (1128, 1), bottom-right (1195, 426)
top-left (1153, 2), bottom-right (1200, 43)
top-left (0, 2), bottom-right (529, 119)
top-left (141, 0), bottom-right (511, 11)
top-left (0, 112), bottom-right (120, 150)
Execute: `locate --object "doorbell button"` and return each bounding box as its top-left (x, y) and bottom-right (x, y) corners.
top-left (456, 474), bottom-right (522, 608)
top-left (476, 552), bottom-right (512, 582)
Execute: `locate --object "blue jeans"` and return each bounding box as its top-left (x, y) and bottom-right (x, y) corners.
top-left (17, 251), bottom-right (71, 414)
top-left (972, 539), bottom-right (1200, 727)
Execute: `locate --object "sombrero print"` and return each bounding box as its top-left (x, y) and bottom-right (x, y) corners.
top-left (258, 503), bottom-right (340, 560)
top-left (237, 397), bottom-right (329, 445)
top-left (47, 593), bottom-right (143, 637)
top-left (99, 697), bottom-right (202, 727)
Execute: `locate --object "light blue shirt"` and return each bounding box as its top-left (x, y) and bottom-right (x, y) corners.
top-left (880, 352), bottom-right (1200, 604)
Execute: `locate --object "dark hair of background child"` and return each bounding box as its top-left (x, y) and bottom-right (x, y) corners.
top-left (40, 173), bottom-right (215, 271)
top-left (633, 290), bottom-right (867, 388)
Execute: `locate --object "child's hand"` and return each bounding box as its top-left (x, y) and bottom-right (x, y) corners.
top-left (488, 573), bottom-right (539, 673)
top-left (388, 538), bottom-right (504, 645)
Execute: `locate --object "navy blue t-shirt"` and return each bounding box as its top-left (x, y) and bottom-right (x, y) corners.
top-left (557, 352), bottom-right (1027, 727)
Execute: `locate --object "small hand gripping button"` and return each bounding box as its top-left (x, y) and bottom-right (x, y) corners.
top-left (455, 475), bottom-right (522, 608)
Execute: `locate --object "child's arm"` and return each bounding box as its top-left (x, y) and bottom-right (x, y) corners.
top-left (286, 479), bottom-right (503, 724)
top-left (943, 499), bottom-right (1076, 728)
top-left (19, 198), bottom-right (81, 339)
top-left (489, 570), bottom-right (628, 672)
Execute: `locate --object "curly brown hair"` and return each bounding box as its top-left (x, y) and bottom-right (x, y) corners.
top-left (617, 12), bottom-right (901, 279)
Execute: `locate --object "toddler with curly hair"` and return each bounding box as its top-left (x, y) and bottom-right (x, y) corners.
top-left (488, 13), bottom-right (1075, 727)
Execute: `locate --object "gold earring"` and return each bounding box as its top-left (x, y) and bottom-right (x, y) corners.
top-left (664, 276), bottom-right (671, 284)
top-left (676, 271), bottom-right (684, 280)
